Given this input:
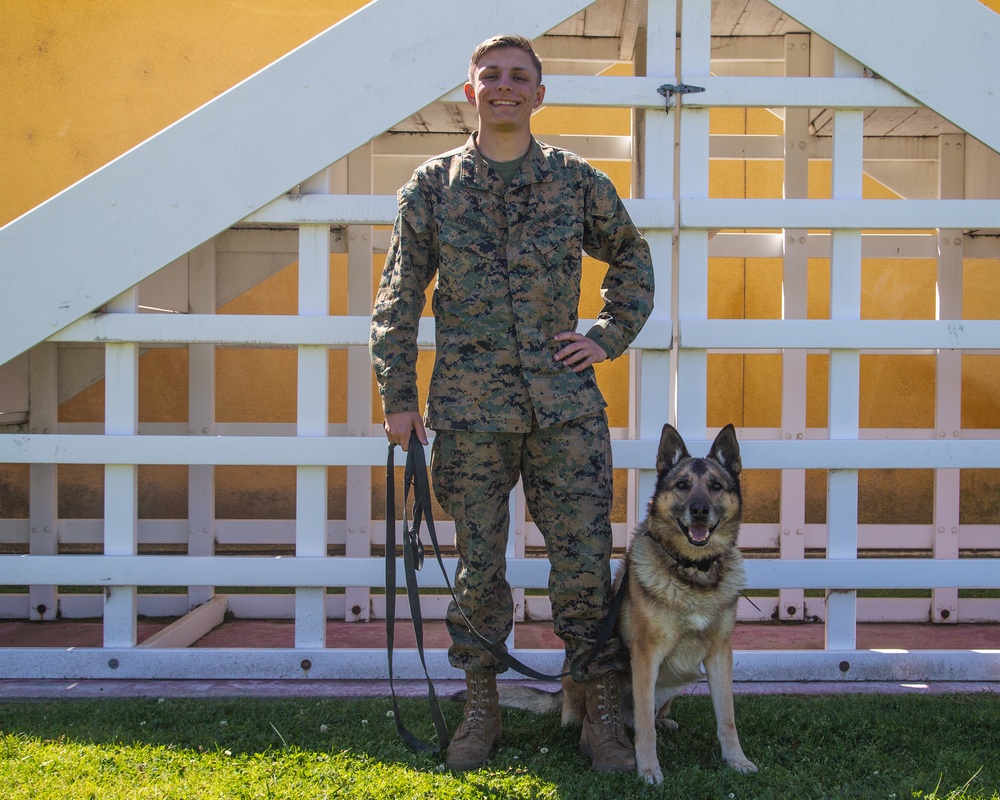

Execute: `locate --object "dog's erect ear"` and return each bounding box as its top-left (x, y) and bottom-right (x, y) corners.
top-left (708, 423), bottom-right (742, 477)
top-left (656, 424), bottom-right (690, 473)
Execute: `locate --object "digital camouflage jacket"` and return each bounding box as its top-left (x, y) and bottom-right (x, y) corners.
top-left (370, 135), bottom-right (654, 432)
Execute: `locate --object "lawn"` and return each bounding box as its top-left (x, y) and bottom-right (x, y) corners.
top-left (1, 692), bottom-right (997, 799)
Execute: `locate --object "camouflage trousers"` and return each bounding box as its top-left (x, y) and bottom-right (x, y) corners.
top-left (430, 410), bottom-right (624, 681)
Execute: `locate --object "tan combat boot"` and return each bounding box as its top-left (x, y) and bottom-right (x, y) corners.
top-left (445, 671), bottom-right (502, 771)
top-left (578, 669), bottom-right (636, 773)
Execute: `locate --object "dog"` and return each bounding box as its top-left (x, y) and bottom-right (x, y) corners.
top-left (498, 423), bottom-right (757, 784)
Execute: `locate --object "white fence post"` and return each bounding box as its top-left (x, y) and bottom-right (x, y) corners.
top-left (103, 288), bottom-right (140, 648)
top-left (676, 0), bottom-right (711, 441)
top-left (345, 145), bottom-right (375, 623)
top-left (824, 50), bottom-right (864, 651)
top-left (933, 133), bottom-right (965, 624)
top-left (188, 240), bottom-right (217, 610)
top-left (295, 169), bottom-right (332, 649)
top-left (28, 342), bottom-right (58, 621)
top-left (779, 32), bottom-right (810, 623)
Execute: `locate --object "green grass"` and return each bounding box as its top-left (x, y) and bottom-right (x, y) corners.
top-left (1, 693), bottom-right (998, 799)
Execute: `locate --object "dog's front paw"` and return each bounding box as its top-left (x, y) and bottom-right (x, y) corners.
top-left (637, 761), bottom-right (664, 785)
top-left (655, 717), bottom-right (679, 732)
top-left (727, 755), bottom-right (758, 774)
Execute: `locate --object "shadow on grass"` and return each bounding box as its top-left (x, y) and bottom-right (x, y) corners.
top-left (1, 693), bottom-right (998, 798)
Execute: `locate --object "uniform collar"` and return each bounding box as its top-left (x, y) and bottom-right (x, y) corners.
top-left (460, 134), bottom-right (554, 194)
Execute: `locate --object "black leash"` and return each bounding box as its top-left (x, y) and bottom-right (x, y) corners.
top-left (385, 436), bottom-right (449, 752)
top-left (385, 431), bottom-right (627, 750)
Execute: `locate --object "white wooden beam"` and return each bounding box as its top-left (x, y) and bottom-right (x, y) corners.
top-left (2, 555), bottom-right (997, 591)
top-left (136, 595), bottom-right (228, 649)
top-left (438, 75), bottom-right (917, 109)
top-left (7, 434), bottom-right (1000, 470)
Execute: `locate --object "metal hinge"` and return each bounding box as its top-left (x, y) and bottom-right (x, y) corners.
top-left (657, 83), bottom-right (705, 112)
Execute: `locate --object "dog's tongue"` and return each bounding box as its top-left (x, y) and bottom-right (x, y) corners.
top-left (688, 523), bottom-right (711, 543)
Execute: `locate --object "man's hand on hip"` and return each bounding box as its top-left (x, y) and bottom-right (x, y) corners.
top-left (553, 331), bottom-right (608, 372)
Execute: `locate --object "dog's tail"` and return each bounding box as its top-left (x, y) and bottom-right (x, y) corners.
top-left (498, 684), bottom-right (563, 714)
top-left (449, 683), bottom-right (563, 715)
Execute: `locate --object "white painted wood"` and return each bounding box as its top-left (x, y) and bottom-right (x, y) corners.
top-left (630, 0), bottom-right (677, 529)
top-left (137, 595), bottom-right (228, 649)
top-left (679, 319), bottom-right (1000, 350)
top-left (778, 32), bottom-right (810, 621)
top-left (1, 646), bottom-right (999, 683)
top-left (49, 313), bottom-right (673, 352)
top-left (772, 0), bottom-right (1000, 154)
top-left (3, 554), bottom-right (997, 591)
top-left (345, 145), bottom-right (375, 623)
top-left (674, 0), bottom-right (711, 441)
top-left (296, 216), bottom-right (331, 649)
top-left (27, 343), bottom-right (58, 621)
top-left (435, 74), bottom-right (916, 109)
top-left (708, 232), bottom-right (939, 259)
top-left (933, 134), bottom-right (966, 623)
top-left (187, 241), bottom-right (217, 609)
top-left (0, 0), bottom-right (595, 366)
top-left (681, 198), bottom-right (1000, 230)
top-left (103, 289), bottom-right (140, 649)
top-left (8, 433), bottom-right (1000, 470)
top-left (823, 53), bottom-right (865, 651)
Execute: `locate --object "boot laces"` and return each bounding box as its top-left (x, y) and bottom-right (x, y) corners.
top-left (595, 673), bottom-right (623, 740)
top-left (464, 674), bottom-right (491, 730)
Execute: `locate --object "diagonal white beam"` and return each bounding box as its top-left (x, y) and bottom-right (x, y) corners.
top-left (0, 0), bottom-right (595, 367)
top-left (772, 0), bottom-right (1000, 154)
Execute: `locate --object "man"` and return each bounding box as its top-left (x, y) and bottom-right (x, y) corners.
top-left (370, 34), bottom-right (654, 773)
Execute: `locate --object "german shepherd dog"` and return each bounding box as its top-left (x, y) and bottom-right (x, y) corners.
top-left (499, 423), bottom-right (757, 784)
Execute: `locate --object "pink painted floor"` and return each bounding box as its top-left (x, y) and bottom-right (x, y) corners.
top-left (3, 618), bottom-right (1000, 651)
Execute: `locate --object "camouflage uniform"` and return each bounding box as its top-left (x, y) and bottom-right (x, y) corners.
top-left (371, 135), bottom-right (653, 679)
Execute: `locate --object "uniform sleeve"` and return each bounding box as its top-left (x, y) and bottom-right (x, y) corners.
top-left (581, 168), bottom-right (655, 361)
top-left (369, 179), bottom-right (437, 415)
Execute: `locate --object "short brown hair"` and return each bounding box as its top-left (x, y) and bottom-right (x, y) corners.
top-left (468, 34), bottom-right (543, 85)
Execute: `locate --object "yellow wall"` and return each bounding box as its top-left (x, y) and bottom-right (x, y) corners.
top-left (1, 0), bottom-right (367, 227)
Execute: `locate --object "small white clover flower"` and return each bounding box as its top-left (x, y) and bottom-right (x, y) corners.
top-left (361, 719), bottom-right (368, 725)
top-left (320, 724), bottom-right (329, 733)
top-left (539, 747), bottom-right (548, 754)
top-left (219, 720), bottom-right (228, 727)
top-left (386, 710), bottom-right (395, 718)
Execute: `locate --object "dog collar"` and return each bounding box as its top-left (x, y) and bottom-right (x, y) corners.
top-left (669, 552), bottom-right (720, 573)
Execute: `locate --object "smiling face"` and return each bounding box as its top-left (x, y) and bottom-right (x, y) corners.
top-left (464, 46), bottom-right (545, 137)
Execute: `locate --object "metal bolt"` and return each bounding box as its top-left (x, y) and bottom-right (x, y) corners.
top-left (301, 659), bottom-right (312, 671)
top-left (787, 606), bottom-right (797, 616)
top-left (108, 658), bottom-right (120, 670)
top-left (940, 609), bottom-right (951, 620)
top-left (351, 605), bottom-right (362, 617)
top-left (839, 660), bottom-right (850, 673)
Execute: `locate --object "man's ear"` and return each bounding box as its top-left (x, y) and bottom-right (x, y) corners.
top-left (533, 83), bottom-right (546, 109)
top-left (464, 82), bottom-right (476, 106)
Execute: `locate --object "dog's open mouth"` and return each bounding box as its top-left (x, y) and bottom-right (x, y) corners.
top-left (681, 521), bottom-right (714, 546)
